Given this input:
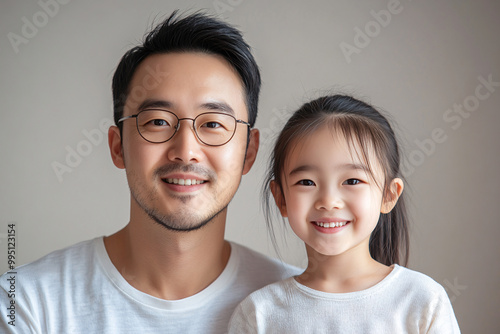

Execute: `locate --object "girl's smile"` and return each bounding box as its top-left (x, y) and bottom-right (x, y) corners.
top-left (311, 219), bottom-right (350, 234)
top-left (273, 126), bottom-right (391, 258)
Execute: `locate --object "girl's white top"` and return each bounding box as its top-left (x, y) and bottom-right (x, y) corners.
top-left (228, 264), bottom-right (460, 333)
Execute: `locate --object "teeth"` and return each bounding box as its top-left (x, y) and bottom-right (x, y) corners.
top-left (315, 221), bottom-right (347, 228)
top-left (165, 178), bottom-right (204, 185)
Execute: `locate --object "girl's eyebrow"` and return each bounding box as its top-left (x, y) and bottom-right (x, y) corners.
top-left (344, 163), bottom-right (370, 172)
top-left (288, 165), bottom-right (317, 176)
top-left (288, 163), bottom-right (369, 176)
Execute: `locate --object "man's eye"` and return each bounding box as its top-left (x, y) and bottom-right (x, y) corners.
top-left (203, 121), bottom-right (223, 129)
top-left (150, 119), bottom-right (169, 126)
top-left (343, 179), bottom-right (361, 185)
top-left (298, 179), bottom-right (315, 186)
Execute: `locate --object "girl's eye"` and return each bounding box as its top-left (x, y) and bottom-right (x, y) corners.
top-left (298, 179), bottom-right (315, 186)
top-left (343, 179), bottom-right (361, 185)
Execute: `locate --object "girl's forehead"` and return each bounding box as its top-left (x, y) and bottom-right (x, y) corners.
top-left (283, 126), bottom-right (384, 178)
top-left (286, 127), bottom-right (361, 162)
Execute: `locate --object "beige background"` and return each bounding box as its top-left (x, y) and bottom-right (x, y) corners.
top-left (1, 0), bottom-right (499, 332)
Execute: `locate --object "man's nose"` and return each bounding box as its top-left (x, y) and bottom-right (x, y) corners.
top-left (166, 119), bottom-right (203, 163)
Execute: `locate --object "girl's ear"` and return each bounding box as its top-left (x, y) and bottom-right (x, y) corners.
top-left (270, 180), bottom-right (288, 217)
top-left (381, 178), bottom-right (404, 214)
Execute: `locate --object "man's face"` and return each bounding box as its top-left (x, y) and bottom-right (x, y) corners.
top-left (110, 52), bottom-right (258, 232)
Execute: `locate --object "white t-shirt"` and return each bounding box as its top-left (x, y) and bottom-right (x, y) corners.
top-left (0, 237), bottom-right (299, 333)
top-left (229, 264), bottom-right (460, 333)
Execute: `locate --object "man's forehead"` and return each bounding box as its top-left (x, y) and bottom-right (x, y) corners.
top-left (130, 52), bottom-right (242, 86)
top-left (125, 52), bottom-right (247, 117)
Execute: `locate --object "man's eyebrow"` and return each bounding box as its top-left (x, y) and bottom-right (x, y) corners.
top-left (137, 99), bottom-right (235, 116)
top-left (200, 101), bottom-right (235, 115)
top-left (138, 99), bottom-right (173, 111)
top-left (288, 163), bottom-right (369, 176)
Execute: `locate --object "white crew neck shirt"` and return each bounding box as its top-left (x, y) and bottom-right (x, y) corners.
top-left (229, 264), bottom-right (460, 333)
top-left (0, 237), bottom-right (299, 333)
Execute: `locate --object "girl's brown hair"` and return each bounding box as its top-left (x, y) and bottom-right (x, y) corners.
top-left (263, 94), bottom-right (409, 266)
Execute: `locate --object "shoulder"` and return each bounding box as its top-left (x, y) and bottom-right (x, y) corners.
top-left (230, 242), bottom-right (301, 281)
top-left (1, 237), bottom-right (100, 289)
top-left (390, 266), bottom-right (460, 332)
top-left (388, 265), bottom-right (455, 313)
top-left (227, 242), bottom-right (301, 301)
top-left (229, 278), bottom-right (294, 332)
top-left (244, 278), bottom-right (295, 309)
top-left (392, 265), bottom-right (448, 295)
top-left (0, 237), bottom-right (104, 331)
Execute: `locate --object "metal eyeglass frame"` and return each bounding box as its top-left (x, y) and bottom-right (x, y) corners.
top-left (118, 109), bottom-right (251, 147)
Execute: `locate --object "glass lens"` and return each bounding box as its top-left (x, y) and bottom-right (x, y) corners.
top-left (137, 110), bottom-right (177, 143)
top-left (195, 113), bottom-right (236, 145)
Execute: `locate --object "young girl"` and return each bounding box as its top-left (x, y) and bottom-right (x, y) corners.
top-left (229, 95), bottom-right (460, 333)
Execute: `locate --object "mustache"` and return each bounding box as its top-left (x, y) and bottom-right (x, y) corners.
top-left (154, 163), bottom-right (216, 181)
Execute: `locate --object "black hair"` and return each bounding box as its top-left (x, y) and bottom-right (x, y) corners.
top-left (263, 94), bottom-right (410, 266)
top-left (112, 10), bottom-right (261, 131)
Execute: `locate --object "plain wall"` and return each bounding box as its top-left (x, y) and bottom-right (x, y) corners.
top-left (1, 0), bottom-right (499, 332)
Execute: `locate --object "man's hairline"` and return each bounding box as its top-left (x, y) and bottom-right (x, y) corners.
top-left (118, 50), bottom-right (252, 128)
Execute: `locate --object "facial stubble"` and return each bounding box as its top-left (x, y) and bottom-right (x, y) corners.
top-left (127, 163), bottom-right (238, 233)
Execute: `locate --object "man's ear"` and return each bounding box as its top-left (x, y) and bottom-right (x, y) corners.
top-left (270, 180), bottom-right (288, 217)
top-left (242, 128), bottom-right (259, 175)
top-left (381, 178), bottom-right (404, 214)
top-left (108, 126), bottom-right (125, 169)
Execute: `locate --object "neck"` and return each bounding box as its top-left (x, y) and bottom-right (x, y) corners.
top-left (104, 207), bottom-right (230, 300)
top-left (297, 241), bottom-right (391, 293)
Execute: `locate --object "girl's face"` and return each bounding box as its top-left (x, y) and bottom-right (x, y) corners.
top-left (272, 126), bottom-right (402, 258)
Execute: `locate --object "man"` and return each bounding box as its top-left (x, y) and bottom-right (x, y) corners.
top-left (0, 11), bottom-right (298, 333)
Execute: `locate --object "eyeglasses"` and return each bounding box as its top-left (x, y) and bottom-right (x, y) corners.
top-left (118, 109), bottom-right (251, 146)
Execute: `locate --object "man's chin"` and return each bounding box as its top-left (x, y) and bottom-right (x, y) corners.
top-left (152, 217), bottom-right (211, 233)
top-left (147, 206), bottom-right (227, 233)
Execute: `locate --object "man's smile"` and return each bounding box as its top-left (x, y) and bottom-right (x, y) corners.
top-left (163, 178), bottom-right (206, 185)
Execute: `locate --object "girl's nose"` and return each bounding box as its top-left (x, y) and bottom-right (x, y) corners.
top-left (314, 188), bottom-right (344, 211)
